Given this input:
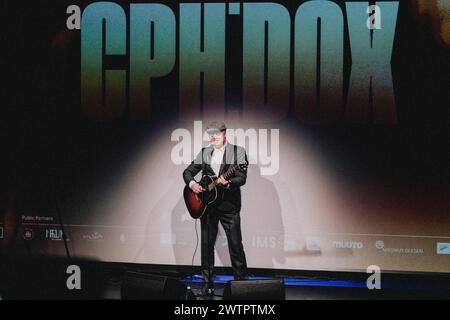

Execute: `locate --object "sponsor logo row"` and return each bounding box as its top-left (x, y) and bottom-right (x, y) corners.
top-left (304, 237), bottom-right (450, 255)
top-left (18, 227), bottom-right (131, 243)
top-left (3, 225), bottom-right (450, 256)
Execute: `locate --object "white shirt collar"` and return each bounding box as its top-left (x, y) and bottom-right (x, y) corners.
top-left (213, 141), bottom-right (227, 152)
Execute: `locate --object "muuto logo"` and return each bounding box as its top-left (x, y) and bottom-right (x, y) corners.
top-left (332, 241), bottom-right (363, 249)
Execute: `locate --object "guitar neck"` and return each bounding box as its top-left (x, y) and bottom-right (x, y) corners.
top-left (207, 166), bottom-right (238, 190)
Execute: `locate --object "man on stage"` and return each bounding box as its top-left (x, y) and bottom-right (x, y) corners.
top-left (183, 121), bottom-right (249, 290)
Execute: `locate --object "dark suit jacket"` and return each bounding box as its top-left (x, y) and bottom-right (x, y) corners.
top-left (183, 143), bottom-right (248, 212)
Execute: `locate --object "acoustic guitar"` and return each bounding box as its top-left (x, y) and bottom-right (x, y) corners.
top-left (183, 163), bottom-right (248, 219)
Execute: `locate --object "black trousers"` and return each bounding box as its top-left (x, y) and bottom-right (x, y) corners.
top-left (200, 206), bottom-right (247, 280)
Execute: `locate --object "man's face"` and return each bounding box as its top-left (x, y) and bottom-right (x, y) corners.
top-left (208, 130), bottom-right (226, 148)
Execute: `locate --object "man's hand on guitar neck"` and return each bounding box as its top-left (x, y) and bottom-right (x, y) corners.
top-left (216, 176), bottom-right (229, 187)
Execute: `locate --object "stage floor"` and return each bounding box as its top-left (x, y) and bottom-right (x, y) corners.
top-left (101, 273), bottom-right (450, 300)
top-left (1, 256), bottom-right (449, 300)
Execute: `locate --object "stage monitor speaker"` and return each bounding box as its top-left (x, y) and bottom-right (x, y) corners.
top-left (223, 279), bottom-right (285, 300)
top-left (121, 271), bottom-right (187, 300)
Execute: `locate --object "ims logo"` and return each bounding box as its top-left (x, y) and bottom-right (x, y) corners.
top-left (252, 235), bottom-right (283, 249)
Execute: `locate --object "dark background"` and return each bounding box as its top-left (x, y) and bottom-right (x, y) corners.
top-left (2, 0), bottom-right (449, 255)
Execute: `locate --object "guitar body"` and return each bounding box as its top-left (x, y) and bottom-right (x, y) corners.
top-left (183, 175), bottom-right (218, 219)
top-left (183, 163), bottom-right (247, 219)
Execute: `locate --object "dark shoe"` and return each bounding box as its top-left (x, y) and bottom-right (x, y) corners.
top-left (202, 270), bottom-right (215, 284)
